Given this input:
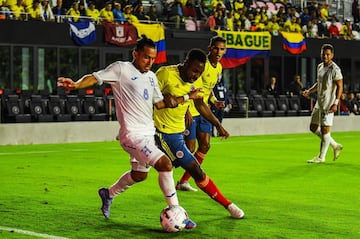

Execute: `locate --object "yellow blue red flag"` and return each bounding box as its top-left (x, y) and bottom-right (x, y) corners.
top-left (281, 31), bottom-right (306, 54)
top-left (215, 30), bottom-right (271, 68)
top-left (132, 22), bottom-right (166, 64)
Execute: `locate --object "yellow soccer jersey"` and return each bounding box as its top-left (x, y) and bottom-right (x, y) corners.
top-left (188, 59), bottom-right (222, 116)
top-left (154, 65), bottom-right (203, 134)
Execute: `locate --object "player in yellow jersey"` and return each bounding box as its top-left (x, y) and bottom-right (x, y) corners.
top-left (176, 36), bottom-right (227, 191)
top-left (154, 48), bottom-right (244, 219)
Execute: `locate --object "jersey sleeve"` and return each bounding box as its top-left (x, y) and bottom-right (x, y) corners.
top-left (93, 61), bottom-right (122, 85)
top-left (155, 66), bottom-right (170, 93)
top-left (333, 65), bottom-right (343, 82)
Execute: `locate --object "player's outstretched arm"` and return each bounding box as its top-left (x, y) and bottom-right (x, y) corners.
top-left (57, 74), bottom-right (98, 93)
top-left (194, 98), bottom-right (229, 139)
top-left (302, 82), bottom-right (318, 98)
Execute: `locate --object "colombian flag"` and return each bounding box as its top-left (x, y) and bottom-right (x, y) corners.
top-left (281, 31), bottom-right (306, 55)
top-left (215, 30), bottom-right (271, 69)
top-left (132, 22), bottom-right (166, 64)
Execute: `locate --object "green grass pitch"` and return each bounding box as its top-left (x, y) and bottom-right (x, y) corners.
top-left (0, 132), bottom-right (359, 239)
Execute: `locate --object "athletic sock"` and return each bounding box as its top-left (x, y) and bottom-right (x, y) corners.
top-left (315, 128), bottom-right (337, 148)
top-left (319, 132), bottom-right (331, 159)
top-left (109, 170), bottom-right (135, 198)
top-left (195, 175), bottom-right (232, 208)
top-left (159, 171), bottom-right (179, 206)
top-left (194, 151), bottom-right (206, 165)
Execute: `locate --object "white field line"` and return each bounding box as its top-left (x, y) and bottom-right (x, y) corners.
top-left (0, 134), bottom-right (355, 155)
top-left (0, 148), bottom-right (117, 156)
top-left (0, 226), bottom-right (70, 239)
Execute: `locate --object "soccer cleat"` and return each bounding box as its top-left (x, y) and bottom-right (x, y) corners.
top-left (333, 144), bottom-right (343, 161)
top-left (227, 203), bottom-right (245, 219)
top-left (184, 218), bottom-right (197, 229)
top-left (98, 187), bottom-right (113, 218)
top-left (307, 157), bottom-right (325, 163)
top-left (175, 181), bottom-right (198, 192)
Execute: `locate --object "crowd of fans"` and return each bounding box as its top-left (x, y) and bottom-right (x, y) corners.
top-left (0, 0), bottom-right (359, 40)
top-left (339, 91), bottom-right (360, 115)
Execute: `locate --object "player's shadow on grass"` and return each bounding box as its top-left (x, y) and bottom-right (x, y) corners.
top-left (96, 219), bottom-right (197, 237)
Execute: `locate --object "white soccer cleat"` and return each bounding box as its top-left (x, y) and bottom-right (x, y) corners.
top-left (333, 144), bottom-right (343, 161)
top-left (175, 181), bottom-right (198, 192)
top-left (227, 203), bottom-right (245, 219)
top-left (307, 156), bottom-right (325, 164)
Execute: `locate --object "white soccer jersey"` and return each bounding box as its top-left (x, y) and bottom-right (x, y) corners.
top-left (93, 61), bottom-right (163, 136)
top-left (315, 61), bottom-right (343, 112)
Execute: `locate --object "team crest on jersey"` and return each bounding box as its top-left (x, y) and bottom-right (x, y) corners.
top-left (184, 129), bottom-right (190, 136)
top-left (190, 85), bottom-right (196, 91)
top-left (149, 77), bottom-right (155, 86)
top-left (176, 150), bottom-right (184, 158)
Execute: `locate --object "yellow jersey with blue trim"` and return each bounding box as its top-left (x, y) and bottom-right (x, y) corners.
top-left (188, 59), bottom-right (222, 116)
top-left (154, 64), bottom-right (203, 134)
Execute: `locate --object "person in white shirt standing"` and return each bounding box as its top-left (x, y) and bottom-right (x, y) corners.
top-left (303, 43), bottom-right (343, 163)
top-left (57, 35), bottom-right (198, 229)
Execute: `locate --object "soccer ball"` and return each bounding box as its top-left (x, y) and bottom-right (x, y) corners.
top-left (160, 205), bottom-right (188, 232)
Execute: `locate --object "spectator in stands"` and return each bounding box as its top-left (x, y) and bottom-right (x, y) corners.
top-left (339, 92), bottom-right (350, 115)
top-left (22, 0), bottom-right (31, 10)
top-left (52, 0), bottom-right (67, 22)
top-left (299, 7), bottom-right (310, 27)
top-left (346, 92), bottom-right (359, 115)
top-left (317, 19), bottom-right (329, 38)
top-left (283, 16), bottom-right (301, 32)
top-left (168, 0), bottom-right (183, 29)
top-left (99, 1), bottom-right (114, 22)
top-left (147, 4), bottom-right (159, 22)
top-left (134, 4), bottom-right (150, 22)
top-left (10, 0), bottom-right (26, 20)
top-left (254, 7), bottom-right (268, 31)
top-left (233, 0), bottom-right (244, 12)
top-left (41, 0), bottom-right (55, 21)
top-left (197, 0), bottom-right (211, 20)
top-left (266, 15), bottom-right (280, 36)
top-left (1, 0), bottom-right (12, 20)
top-left (224, 10), bottom-right (234, 31)
top-left (352, 0), bottom-right (360, 24)
top-left (288, 74), bottom-right (303, 96)
top-left (215, 8), bottom-right (225, 29)
top-left (340, 19), bottom-right (355, 40)
top-left (241, 12), bottom-right (251, 31)
top-left (328, 18), bottom-right (340, 38)
top-left (210, 77), bottom-right (232, 136)
top-left (307, 0), bottom-right (319, 19)
top-left (211, 0), bottom-right (225, 11)
top-left (86, 1), bottom-right (100, 22)
top-left (319, 3), bottom-right (332, 23)
top-left (266, 76), bottom-right (278, 96)
top-left (66, 1), bottom-right (80, 22)
top-left (276, 5), bottom-right (286, 23)
top-left (123, 4), bottom-right (138, 23)
top-left (183, 0), bottom-right (197, 21)
top-left (27, 0), bottom-right (44, 21)
top-left (205, 9), bottom-right (216, 30)
top-left (356, 92), bottom-right (360, 105)
top-left (302, 18), bottom-right (317, 38)
top-left (78, 1), bottom-right (87, 19)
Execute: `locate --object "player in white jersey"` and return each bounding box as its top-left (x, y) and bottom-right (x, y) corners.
top-left (57, 36), bottom-right (197, 229)
top-left (303, 44), bottom-right (343, 163)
